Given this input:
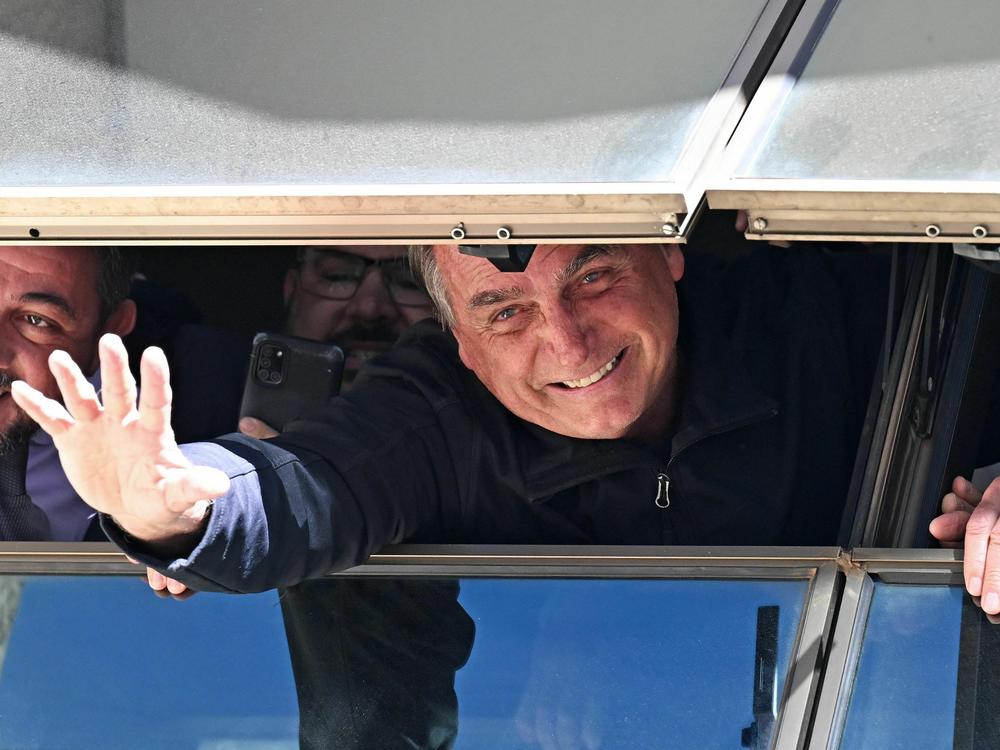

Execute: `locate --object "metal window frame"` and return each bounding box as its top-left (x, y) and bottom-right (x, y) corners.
top-left (849, 254), bottom-right (1000, 548)
top-left (0, 0), bottom-right (804, 245)
top-left (706, 0), bottom-right (1000, 244)
top-left (0, 542), bottom-right (836, 577)
top-left (807, 548), bottom-right (965, 750)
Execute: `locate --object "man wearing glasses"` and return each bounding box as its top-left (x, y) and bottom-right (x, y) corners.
top-left (283, 246), bottom-right (435, 385)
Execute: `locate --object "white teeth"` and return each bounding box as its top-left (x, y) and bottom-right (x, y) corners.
top-left (562, 355), bottom-right (620, 389)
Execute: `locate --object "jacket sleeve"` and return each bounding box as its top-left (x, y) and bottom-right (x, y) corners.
top-left (105, 375), bottom-right (469, 594)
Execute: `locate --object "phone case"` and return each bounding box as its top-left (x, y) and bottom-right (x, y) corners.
top-left (239, 333), bottom-right (345, 431)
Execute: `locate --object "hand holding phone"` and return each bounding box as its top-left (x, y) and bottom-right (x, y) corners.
top-left (239, 333), bottom-right (345, 431)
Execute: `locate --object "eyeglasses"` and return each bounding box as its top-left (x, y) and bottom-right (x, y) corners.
top-left (297, 249), bottom-right (432, 307)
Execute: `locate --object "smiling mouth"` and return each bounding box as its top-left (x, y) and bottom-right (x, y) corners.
top-left (558, 351), bottom-right (623, 389)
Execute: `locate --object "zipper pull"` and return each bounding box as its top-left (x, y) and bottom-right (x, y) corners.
top-left (654, 473), bottom-right (670, 508)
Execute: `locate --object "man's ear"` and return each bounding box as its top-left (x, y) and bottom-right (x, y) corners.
top-left (103, 299), bottom-right (137, 337)
top-left (663, 245), bottom-right (685, 282)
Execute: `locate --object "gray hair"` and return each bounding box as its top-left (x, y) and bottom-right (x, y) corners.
top-left (407, 245), bottom-right (456, 327)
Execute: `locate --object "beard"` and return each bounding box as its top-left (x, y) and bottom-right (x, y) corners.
top-left (0, 371), bottom-right (37, 457)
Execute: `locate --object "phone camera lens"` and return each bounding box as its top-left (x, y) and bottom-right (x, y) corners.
top-left (256, 368), bottom-right (270, 382)
top-left (268, 371), bottom-right (282, 383)
top-left (260, 357), bottom-right (272, 368)
top-left (262, 345), bottom-right (276, 357)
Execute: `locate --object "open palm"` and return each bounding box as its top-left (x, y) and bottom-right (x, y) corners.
top-left (11, 334), bottom-right (229, 542)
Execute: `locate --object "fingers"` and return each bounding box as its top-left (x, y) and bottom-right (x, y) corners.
top-left (981, 537), bottom-right (1000, 616)
top-left (963, 488), bottom-right (1000, 611)
top-left (929, 510), bottom-right (971, 545)
top-left (99, 334), bottom-right (138, 421)
top-left (979, 601), bottom-right (1000, 626)
top-left (136, 346), bottom-right (173, 434)
top-left (942, 492), bottom-right (976, 515)
top-left (146, 567), bottom-right (195, 600)
top-left (10, 380), bottom-right (74, 436)
top-left (952, 475), bottom-right (983, 506)
top-left (49, 350), bottom-right (101, 422)
top-left (147, 567), bottom-right (169, 591)
top-left (239, 416), bottom-right (279, 440)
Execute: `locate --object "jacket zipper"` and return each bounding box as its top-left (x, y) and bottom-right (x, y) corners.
top-left (654, 473), bottom-right (670, 508)
top-left (653, 406), bottom-right (778, 509)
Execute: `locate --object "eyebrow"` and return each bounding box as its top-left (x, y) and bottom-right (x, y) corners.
top-left (556, 245), bottom-right (612, 283)
top-left (20, 292), bottom-right (76, 320)
top-left (467, 286), bottom-right (524, 312)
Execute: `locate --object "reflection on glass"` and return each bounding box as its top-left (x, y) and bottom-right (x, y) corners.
top-left (840, 584), bottom-right (965, 749)
top-left (742, 0), bottom-right (1000, 181)
top-left (1, 0), bottom-right (767, 186)
top-left (282, 577), bottom-right (807, 749)
top-left (0, 577), bottom-right (22, 674)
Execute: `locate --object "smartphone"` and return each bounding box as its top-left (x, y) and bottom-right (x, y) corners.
top-left (239, 333), bottom-right (345, 431)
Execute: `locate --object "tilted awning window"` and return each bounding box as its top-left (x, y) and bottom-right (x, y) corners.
top-left (0, 0), bottom-right (798, 242)
top-left (709, 0), bottom-right (1000, 244)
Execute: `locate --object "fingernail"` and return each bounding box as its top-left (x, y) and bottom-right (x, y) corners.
top-left (985, 592), bottom-right (1000, 613)
top-left (970, 576), bottom-right (983, 595)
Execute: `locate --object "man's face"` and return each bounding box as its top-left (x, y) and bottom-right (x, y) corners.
top-left (284, 245), bottom-right (434, 383)
top-left (438, 244), bottom-right (685, 442)
top-left (0, 247), bottom-right (111, 446)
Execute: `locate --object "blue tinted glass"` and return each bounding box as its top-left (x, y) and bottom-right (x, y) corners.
top-left (452, 579), bottom-right (808, 749)
top-left (281, 577), bottom-right (808, 748)
top-left (840, 584), bottom-right (965, 750)
top-left (0, 577), bottom-right (297, 749)
top-left (0, 576), bottom-right (808, 749)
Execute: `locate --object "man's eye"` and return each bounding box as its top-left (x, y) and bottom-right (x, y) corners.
top-left (23, 314), bottom-right (51, 328)
top-left (581, 270), bottom-right (604, 284)
top-left (495, 307), bottom-right (519, 322)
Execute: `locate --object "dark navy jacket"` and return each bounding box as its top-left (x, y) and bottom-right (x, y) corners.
top-left (113, 246), bottom-right (886, 592)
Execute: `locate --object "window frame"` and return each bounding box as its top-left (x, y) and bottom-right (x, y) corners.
top-left (0, 0), bottom-right (804, 245)
top-left (808, 548), bottom-right (967, 750)
top-left (707, 0), bottom-right (1000, 244)
top-left (0, 543), bottom-right (842, 749)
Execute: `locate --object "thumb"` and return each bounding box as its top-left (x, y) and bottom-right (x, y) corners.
top-left (162, 466), bottom-right (231, 515)
top-left (929, 510), bottom-right (971, 546)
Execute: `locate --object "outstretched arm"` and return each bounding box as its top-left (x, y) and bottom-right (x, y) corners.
top-left (143, 416), bottom-right (279, 599)
top-left (11, 334), bottom-right (230, 552)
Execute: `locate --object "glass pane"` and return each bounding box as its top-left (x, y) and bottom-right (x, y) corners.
top-left (0, 576), bottom-right (297, 749)
top-left (2, 0), bottom-right (768, 187)
top-left (281, 577), bottom-right (808, 749)
top-left (0, 574), bottom-right (808, 749)
top-left (741, 0), bottom-right (1000, 181)
top-left (839, 583), bottom-right (1000, 750)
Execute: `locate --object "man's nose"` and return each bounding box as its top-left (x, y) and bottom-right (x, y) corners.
top-left (345, 268), bottom-right (400, 323)
top-left (542, 304), bottom-right (589, 370)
